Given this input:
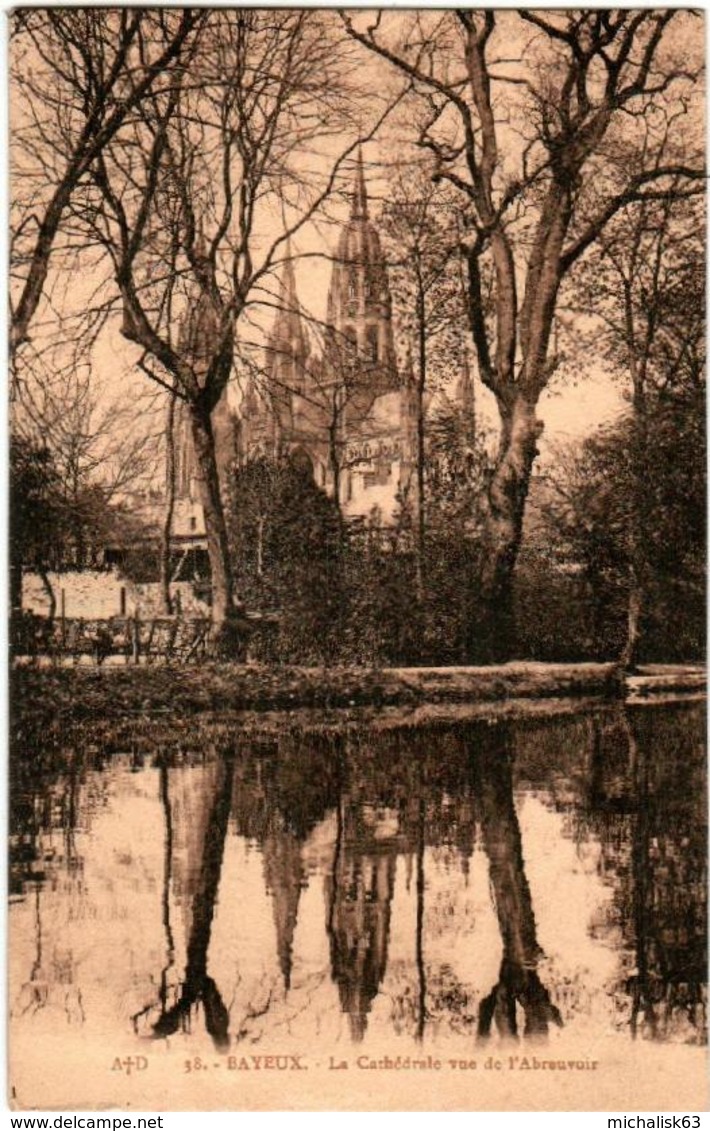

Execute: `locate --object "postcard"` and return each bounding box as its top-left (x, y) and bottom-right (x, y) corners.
top-left (9, 8), bottom-right (707, 1113)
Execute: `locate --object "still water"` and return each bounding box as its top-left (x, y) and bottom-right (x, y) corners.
top-left (9, 701), bottom-right (707, 1057)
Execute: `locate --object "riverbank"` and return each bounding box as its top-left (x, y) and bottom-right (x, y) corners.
top-left (11, 660), bottom-right (705, 728)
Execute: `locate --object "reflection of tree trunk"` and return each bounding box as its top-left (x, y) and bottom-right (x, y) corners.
top-left (326, 751), bottom-right (345, 942)
top-left (63, 759), bottom-right (79, 870)
top-left (132, 762), bottom-right (177, 1034)
top-left (415, 792), bottom-right (426, 1042)
top-left (415, 296), bottom-right (426, 601)
top-left (474, 728), bottom-right (562, 1040)
top-left (151, 755), bottom-right (235, 1050)
top-left (624, 713), bottom-right (656, 1039)
top-left (621, 708), bottom-right (706, 1042)
top-left (158, 764), bottom-right (176, 1015)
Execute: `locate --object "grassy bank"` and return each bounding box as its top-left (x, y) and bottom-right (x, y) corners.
top-left (11, 662), bottom-right (705, 763)
top-left (12, 659), bottom-right (626, 725)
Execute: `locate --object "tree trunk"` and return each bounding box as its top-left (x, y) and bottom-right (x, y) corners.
top-left (328, 418), bottom-right (343, 524)
top-left (160, 391), bottom-right (177, 615)
top-left (472, 396), bottom-right (542, 663)
top-left (38, 566), bottom-right (56, 626)
top-left (415, 312), bottom-right (426, 601)
top-left (620, 377), bottom-right (649, 672)
top-left (619, 568), bottom-right (643, 671)
top-left (189, 403), bottom-right (248, 658)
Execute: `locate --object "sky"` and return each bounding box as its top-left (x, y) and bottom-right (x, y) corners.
top-left (278, 135), bottom-right (627, 458)
top-left (7, 7), bottom-right (695, 481)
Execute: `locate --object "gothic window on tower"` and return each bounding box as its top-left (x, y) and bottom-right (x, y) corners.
top-left (343, 324), bottom-right (357, 362)
top-left (366, 324), bottom-right (378, 363)
top-left (347, 269), bottom-right (357, 314)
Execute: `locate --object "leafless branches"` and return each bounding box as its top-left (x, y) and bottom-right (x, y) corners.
top-left (341, 10), bottom-right (704, 657)
top-left (10, 9), bottom-right (205, 364)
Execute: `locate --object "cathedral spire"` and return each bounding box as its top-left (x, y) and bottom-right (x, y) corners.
top-left (351, 146), bottom-right (369, 221)
top-left (270, 242), bottom-right (307, 358)
top-left (280, 241), bottom-right (299, 321)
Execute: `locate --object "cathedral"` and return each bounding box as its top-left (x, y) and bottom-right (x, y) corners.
top-left (239, 152), bottom-right (419, 522)
top-left (171, 152), bottom-right (419, 548)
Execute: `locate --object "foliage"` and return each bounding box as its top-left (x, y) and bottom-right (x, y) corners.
top-left (10, 437), bottom-right (65, 602)
top-left (228, 453), bottom-right (345, 663)
top-left (530, 391), bottom-right (705, 662)
top-left (380, 167), bottom-right (468, 393)
top-left (10, 432), bottom-right (161, 602)
top-left (343, 10), bottom-right (704, 659)
top-left (228, 408), bottom-right (494, 666)
top-left (419, 401), bottom-right (492, 661)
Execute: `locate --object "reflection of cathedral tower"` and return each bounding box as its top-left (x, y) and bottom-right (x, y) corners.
top-left (262, 824), bottom-right (305, 992)
top-left (231, 734), bottom-right (340, 995)
top-left (325, 799), bottom-right (398, 1042)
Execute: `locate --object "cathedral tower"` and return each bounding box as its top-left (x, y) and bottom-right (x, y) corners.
top-left (238, 152), bottom-right (414, 522)
top-left (264, 245), bottom-right (310, 401)
top-left (239, 248), bottom-right (313, 461)
top-left (325, 149), bottom-right (398, 397)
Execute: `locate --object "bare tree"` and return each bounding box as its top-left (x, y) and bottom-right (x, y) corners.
top-left (380, 165), bottom-right (467, 594)
top-left (13, 360), bottom-right (161, 571)
top-left (9, 9), bottom-right (203, 367)
top-left (570, 182), bottom-right (704, 668)
top-left (65, 11), bottom-right (398, 651)
top-left (342, 10), bottom-right (704, 660)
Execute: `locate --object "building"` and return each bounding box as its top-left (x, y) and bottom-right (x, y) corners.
top-left (237, 151), bottom-right (419, 523)
top-left (168, 150), bottom-right (421, 566)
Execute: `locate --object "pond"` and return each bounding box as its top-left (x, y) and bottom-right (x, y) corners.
top-left (8, 698), bottom-right (707, 1108)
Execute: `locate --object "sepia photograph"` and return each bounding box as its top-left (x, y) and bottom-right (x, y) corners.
top-left (7, 6), bottom-right (707, 1114)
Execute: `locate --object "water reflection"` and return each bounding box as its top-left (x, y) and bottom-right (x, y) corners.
top-left (474, 733), bottom-right (562, 1041)
top-left (10, 703), bottom-right (707, 1051)
top-left (143, 756), bottom-right (235, 1049)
